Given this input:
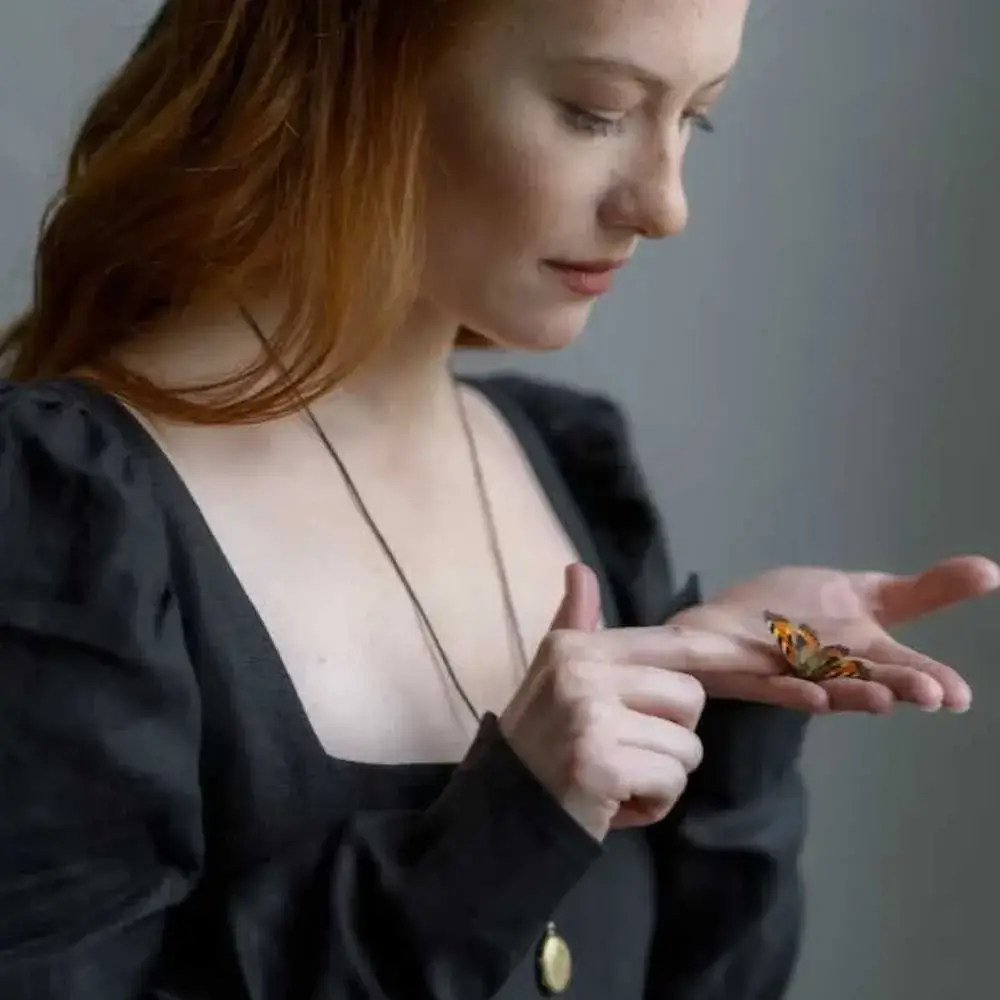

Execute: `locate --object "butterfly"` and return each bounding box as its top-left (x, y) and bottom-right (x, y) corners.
top-left (763, 610), bottom-right (872, 682)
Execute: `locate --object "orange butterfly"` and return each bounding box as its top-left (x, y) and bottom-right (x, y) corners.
top-left (763, 610), bottom-right (872, 682)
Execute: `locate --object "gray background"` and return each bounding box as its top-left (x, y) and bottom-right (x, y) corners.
top-left (2, 2), bottom-right (997, 998)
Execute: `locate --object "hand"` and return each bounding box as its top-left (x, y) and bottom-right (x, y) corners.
top-left (500, 563), bottom-right (775, 841)
top-left (671, 556), bottom-right (1000, 716)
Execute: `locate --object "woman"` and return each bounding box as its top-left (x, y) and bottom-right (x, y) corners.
top-left (0, 1), bottom-right (994, 997)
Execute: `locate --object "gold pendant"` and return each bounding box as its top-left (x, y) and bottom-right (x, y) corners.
top-left (536, 921), bottom-right (572, 995)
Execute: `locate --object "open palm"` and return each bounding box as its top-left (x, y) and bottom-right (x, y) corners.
top-left (671, 555), bottom-right (1000, 714)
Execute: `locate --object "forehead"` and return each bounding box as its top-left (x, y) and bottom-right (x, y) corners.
top-left (534, 0), bottom-right (748, 33)
top-left (499, 0), bottom-right (749, 52)
top-left (480, 0), bottom-right (750, 80)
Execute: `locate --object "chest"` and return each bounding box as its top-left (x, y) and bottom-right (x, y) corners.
top-left (149, 406), bottom-right (585, 764)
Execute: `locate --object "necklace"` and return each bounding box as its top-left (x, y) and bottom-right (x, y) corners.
top-left (239, 307), bottom-right (573, 995)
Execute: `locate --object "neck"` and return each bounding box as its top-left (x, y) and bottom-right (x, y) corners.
top-left (318, 297), bottom-right (462, 435)
top-left (117, 294), bottom-right (470, 436)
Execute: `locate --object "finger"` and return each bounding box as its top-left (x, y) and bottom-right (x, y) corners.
top-left (584, 624), bottom-right (780, 676)
top-left (699, 670), bottom-right (896, 716)
top-left (612, 796), bottom-right (673, 829)
top-left (698, 671), bottom-right (832, 713)
top-left (705, 672), bottom-right (895, 716)
top-left (611, 744), bottom-right (690, 809)
top-left (853, 662), bottom-right (942, 709)
top-left (860, 556), bottom-right (1000, 627)
top-left (866, 636), bottom-right (970, 711)
top-left (822, 678), bottom-right (896, 715)
top-left (614, 663), bottom-right (706, 730)
top-left (549, 562), bottom-right (602, 633)
top-left (612, 704), bottom-right (704, 772)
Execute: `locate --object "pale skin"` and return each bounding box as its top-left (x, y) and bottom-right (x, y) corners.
top-left (116, 0), bottom-right (999, 840)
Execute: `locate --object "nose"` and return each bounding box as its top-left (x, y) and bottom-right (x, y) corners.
top-left (601, 147), bottom-right (689, 240)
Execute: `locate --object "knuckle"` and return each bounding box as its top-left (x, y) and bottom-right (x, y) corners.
top-left (663, 628), bottom-right (698, 670)
top-left (567, 731), bottom-right (621, 797)
top-left (689, 676), bottom-right (708, 714)
top-left (665, 758), bottom-right (690, 799)
top-left (679, 646), bottom-right (703, 676)
top-left (567, 693), bottom-right (609, 740)
top-left (542, 628), bottom-right (585, 664)
top-left (675, 671), bottom-right (707, 713)
top-left (550, 657), bottom-right (592, 705)
top-left (585, 693), bottom-right (614, 729)
top-left (683, 733), bottom-right (705, 772)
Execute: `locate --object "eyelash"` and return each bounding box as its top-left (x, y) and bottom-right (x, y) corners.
top-left (560, 104), bottom-right (716, 138)
top-left (561, 105), bottom-right (625, 137)
top-left (686, 111), bottom-right (716, 135)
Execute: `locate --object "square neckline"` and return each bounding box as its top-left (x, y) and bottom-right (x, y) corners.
top-left (57, 374), bottom-right (621, 775)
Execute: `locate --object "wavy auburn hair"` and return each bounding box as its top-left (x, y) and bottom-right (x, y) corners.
top-left (1, 1), bottom-right (490, 423)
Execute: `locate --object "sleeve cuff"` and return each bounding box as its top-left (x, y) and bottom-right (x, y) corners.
top-left (408, 713), bottom-right (602, 944)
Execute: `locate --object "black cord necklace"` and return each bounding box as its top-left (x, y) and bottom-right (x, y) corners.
top-left (239, 307), bottom-right (573, 994)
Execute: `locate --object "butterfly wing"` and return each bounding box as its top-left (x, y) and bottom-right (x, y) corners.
top-left (803, 644), bottom-right (873, 682)
top-left (764, 611), bottom-right (820, 671)
top-left (813, 648), bottom-right (872, 681)
top-left (796, 622), bottom-right (820, 646)
top-left (764, 611), bottom-right (872, 683)
top-left (764, 612), bottom-right (800, 667)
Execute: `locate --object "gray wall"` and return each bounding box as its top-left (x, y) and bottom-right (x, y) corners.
top-left (2, 2), bottom-right (997, 998)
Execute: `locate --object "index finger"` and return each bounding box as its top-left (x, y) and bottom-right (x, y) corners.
top-left (582, 623), bottom-right (783, 675)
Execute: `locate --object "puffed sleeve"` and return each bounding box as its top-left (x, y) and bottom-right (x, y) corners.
top-left (0, 382), bottom-right (203, 996)
top-left (490, 374), bottom-right (810, 1000)
top-left (0, 380), bottom-right (602, 999)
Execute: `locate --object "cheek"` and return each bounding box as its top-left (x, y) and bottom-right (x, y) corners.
top-left (419, 91), bottom-right (612, 347)
top-left (422, 90), bottom-right (610, 292)
top-left (426, 105), bottom-right (563, 263)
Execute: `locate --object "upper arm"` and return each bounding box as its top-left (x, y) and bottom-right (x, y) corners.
top-left (0, 382), bottom-right (203, 995)
top-left (0, 381), bottom-right (604, 1000)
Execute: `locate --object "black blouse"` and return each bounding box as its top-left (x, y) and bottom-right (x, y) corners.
top-left (0, 373), bottom-right (809, 1000)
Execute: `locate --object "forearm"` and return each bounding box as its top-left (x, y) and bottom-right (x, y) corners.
top-left (643, 700), bottom-right (810, 1000)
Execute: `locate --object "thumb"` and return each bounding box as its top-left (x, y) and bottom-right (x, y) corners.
top-left (861, 555), bottom-right (1000, 626)
top-left (549, 562), bottom-right (602, 633)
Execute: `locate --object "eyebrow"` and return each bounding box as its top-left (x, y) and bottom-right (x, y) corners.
top-left (551, 55), bottom-right (732, 94)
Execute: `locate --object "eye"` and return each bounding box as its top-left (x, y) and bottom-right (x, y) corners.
top-left (559, 103), bottom-right (626, 138)
top-left (683, 110), bottom-right (716, 135)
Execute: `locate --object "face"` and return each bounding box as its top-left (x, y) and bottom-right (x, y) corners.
top-left (419, 0), bottom-right (751, 351)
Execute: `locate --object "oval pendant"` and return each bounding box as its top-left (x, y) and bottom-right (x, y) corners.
top-left (536, 921), bottom-right (572, 995)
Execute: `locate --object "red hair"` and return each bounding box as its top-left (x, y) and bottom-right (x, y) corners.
top-left (2, 1), bottom-right (490, 424)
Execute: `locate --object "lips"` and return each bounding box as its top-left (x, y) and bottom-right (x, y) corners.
top-left (543, 259), bottom-right (626, 297)
top-left (552, 260), bottom-right (625, 272)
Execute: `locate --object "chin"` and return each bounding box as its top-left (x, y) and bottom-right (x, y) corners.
top-left (463, 304), bottom-right (594, 353)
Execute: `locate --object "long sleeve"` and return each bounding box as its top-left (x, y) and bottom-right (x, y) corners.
top-left (571, 401), bottom-right (808, 1000)
top-left (642, 697), bottom-right (807, 1000)
top-left (597, 437), bottom-right (808, 1000)
top-left (0, 380), bottom-right (601, 1000)
top-left (484, 374), bottom-right (810, 1000)
top-left (0, 383), bottom-right (203, 997)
